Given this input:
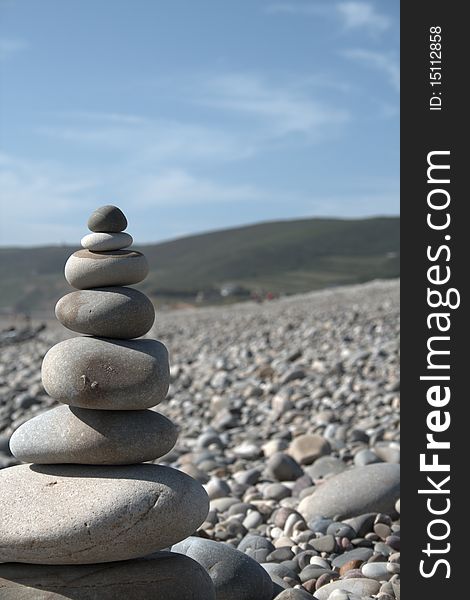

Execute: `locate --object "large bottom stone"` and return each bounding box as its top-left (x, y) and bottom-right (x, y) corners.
top-left (0, 464), bottom-right (209, 564)
top-left (0, 552), bottom-right (216, 599)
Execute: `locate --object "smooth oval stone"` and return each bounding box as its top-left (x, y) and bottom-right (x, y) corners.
top-left (0, 464), bottom-right (209, 564)
top-left (65, 250), bottom-right (148, 289)
top-left (55, 287), bottom-right (155, 339)
top-left (173, 537), bottom-right (273, 600)
top-left (0, 552), bottom-right (216, 599)
top-left (361, 561), bottom-right (391, 581)
top-left (288, 433), bottom-right (331, 465)
top-left (81, 231), bottom-right (133, 251)
top-left (10, 405), bottom-right (177, 464)
top-left (305, 455), bottom-right (347, 480)
top-left (298, 464), bottom-right (400, 521)
top-left (88, 205), bottom-right (128, 233)
top-left (275, 589), bottom-right (313, 600)
top-left (311, 578), bottom-right (380, 600)
top-left (42, 337), bottom-right (169, 410)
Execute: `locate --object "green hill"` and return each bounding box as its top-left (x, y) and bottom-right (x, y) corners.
top-left (0, 216), bottom-right (399, 314)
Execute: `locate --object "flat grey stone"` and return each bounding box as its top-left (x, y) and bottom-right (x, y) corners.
top-left (305, 456), bottom-right (347, 480)
top-left (10, 405), bottom-right (177, 464)
top-left (312, 578), bottom-right (380, 599)
top-left (0, 551), bottom-right (215, 599)
top-left (87, 205), bottom-right (128, 233)
top-left (267, 452), bottom-right (304, 481)
top-left (311, 534), bottom-right (336, 553)
top-left (65, 250), bottom-right (148, 289)
top-left (298, 464), bottom-right (400, 520)
top-left (173, 536), bottom-right (273, 600)
top-left (274, 589), bottom-right (313, 600)
top-left (0, 464), bottom-right (209, 564)
top-left (81, 231), bottom-right (133, 251)
top-left (353, 448), bottom-right (382, 467)
top-left (261, 562), bottom-right (298, 581)
top-left (331, 547), bottom-right (374, 568)
top-left (361, 561), bottom-right (391, 581)
top-left (288, 434), bottom-right (331, 465)
top-left (55, 287), bottom-right (155, 339)
top-left (42, 337), bottom-right (169, 410)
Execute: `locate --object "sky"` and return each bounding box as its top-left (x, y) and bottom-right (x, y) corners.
top-left (0, 0), bottom-right (399, 246)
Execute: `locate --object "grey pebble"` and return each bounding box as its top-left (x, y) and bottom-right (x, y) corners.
top-left (87, 204), bottom-right (128, 233)
top-left (41, 337), bottom-right (169, 410)
top-left (298, 464), bottom-right (400, 520)
top-left (55, 287), bottom-right (155, 339)
top-left (173, 536), bottom-right (273, 600)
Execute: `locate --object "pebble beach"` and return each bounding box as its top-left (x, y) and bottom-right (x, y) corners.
top-left (0, 277), bottom-right (400, 599)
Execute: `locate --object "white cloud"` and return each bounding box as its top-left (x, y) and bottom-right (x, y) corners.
top-left (343, 49), bottom-right (399, 91)
top-left (337, 2), bottom-right (390, 33)
top-left (0, 153), bottom-right (99, 245)
top-left (266, 1), bottom-right (391, 35)
top-left (198, 73), bottom-right (349, 137)
top-left (135, 169), bottom-right (269, 207)
top-left (36, 72), bottom-right (349, 164)
top-left (36, 116), bottom-right (256, 163)
top-left (0, 153), bottom-right (283, 244)
top-left (0, 37), bottom-right (28, 61)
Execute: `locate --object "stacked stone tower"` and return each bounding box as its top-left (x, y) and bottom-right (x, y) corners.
top-left (0, 206), bottom-right (215, 599)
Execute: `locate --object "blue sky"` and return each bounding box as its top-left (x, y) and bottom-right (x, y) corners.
top-left (0, 0), bottom-right (399, 246)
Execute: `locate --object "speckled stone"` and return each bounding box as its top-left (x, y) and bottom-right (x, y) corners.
top-left (65, 250), bottom-right (148, 289)
top-left (0, 552), bottom-right (216, 599)
top-left (288, 434), bottom-right (331, 466)
top-left (10, 405), bottom-right (177, 464)
top-left (312, 578), bottom-right (380, 600)
top-left (87, 205), bottom-right (128, 233)
top-left (298, 464), bottom-right (400, 520)
top-left (81, 231), bottom-right (133, 252)
top-left (0, 464), bottom-right (209, 564)
top-left (55, 287), bottom-right (155, 339)
top-left (41, 337), bottom-right (169, 410)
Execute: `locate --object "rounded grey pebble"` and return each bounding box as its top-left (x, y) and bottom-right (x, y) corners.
top-left (81, 231), bottom-right (133, 251)
top-left (0, 464), bottom-right (209, 564)
top-left (41, 337), bottom-right (169, 410)
top-left (311, 534), bottom-right (336, 553)
top-left (332, 547), bottom-right (373, 568)
top-left (0, 551), bottom-right (216, 599)
top-left (267, 452), bottom-right (304, 481)
top-left (305, 455), bottom-right (347, 480)
top-left (354, 448), bottom-right (382, 467)
top-left (298, 464), bottom-right (400, 521)
top-left (361, 562), bottom-right (391, 581)
top-left (173, 536), bottom-right (273, 600)
top-left (55, 287), bottom-right (155, 339)
top-left (288, 434), bottom-right (331, 466)
top-left (312, 578), bottom-right (380, 600)
top-left (87, 204), bottom-right (128, 233)
top-left (10, 405), bottom-right (177, 465)
top-left (273, 588), bottom-right (313, 599)
top-left (65, 250), bottom-right (148, 289)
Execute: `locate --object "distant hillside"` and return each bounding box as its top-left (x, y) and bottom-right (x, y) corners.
top-left (0, 216), bottom-right (399, 314)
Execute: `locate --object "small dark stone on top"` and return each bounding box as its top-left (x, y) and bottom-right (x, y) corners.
top-left (88, 205), bottom-right (128, 233)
